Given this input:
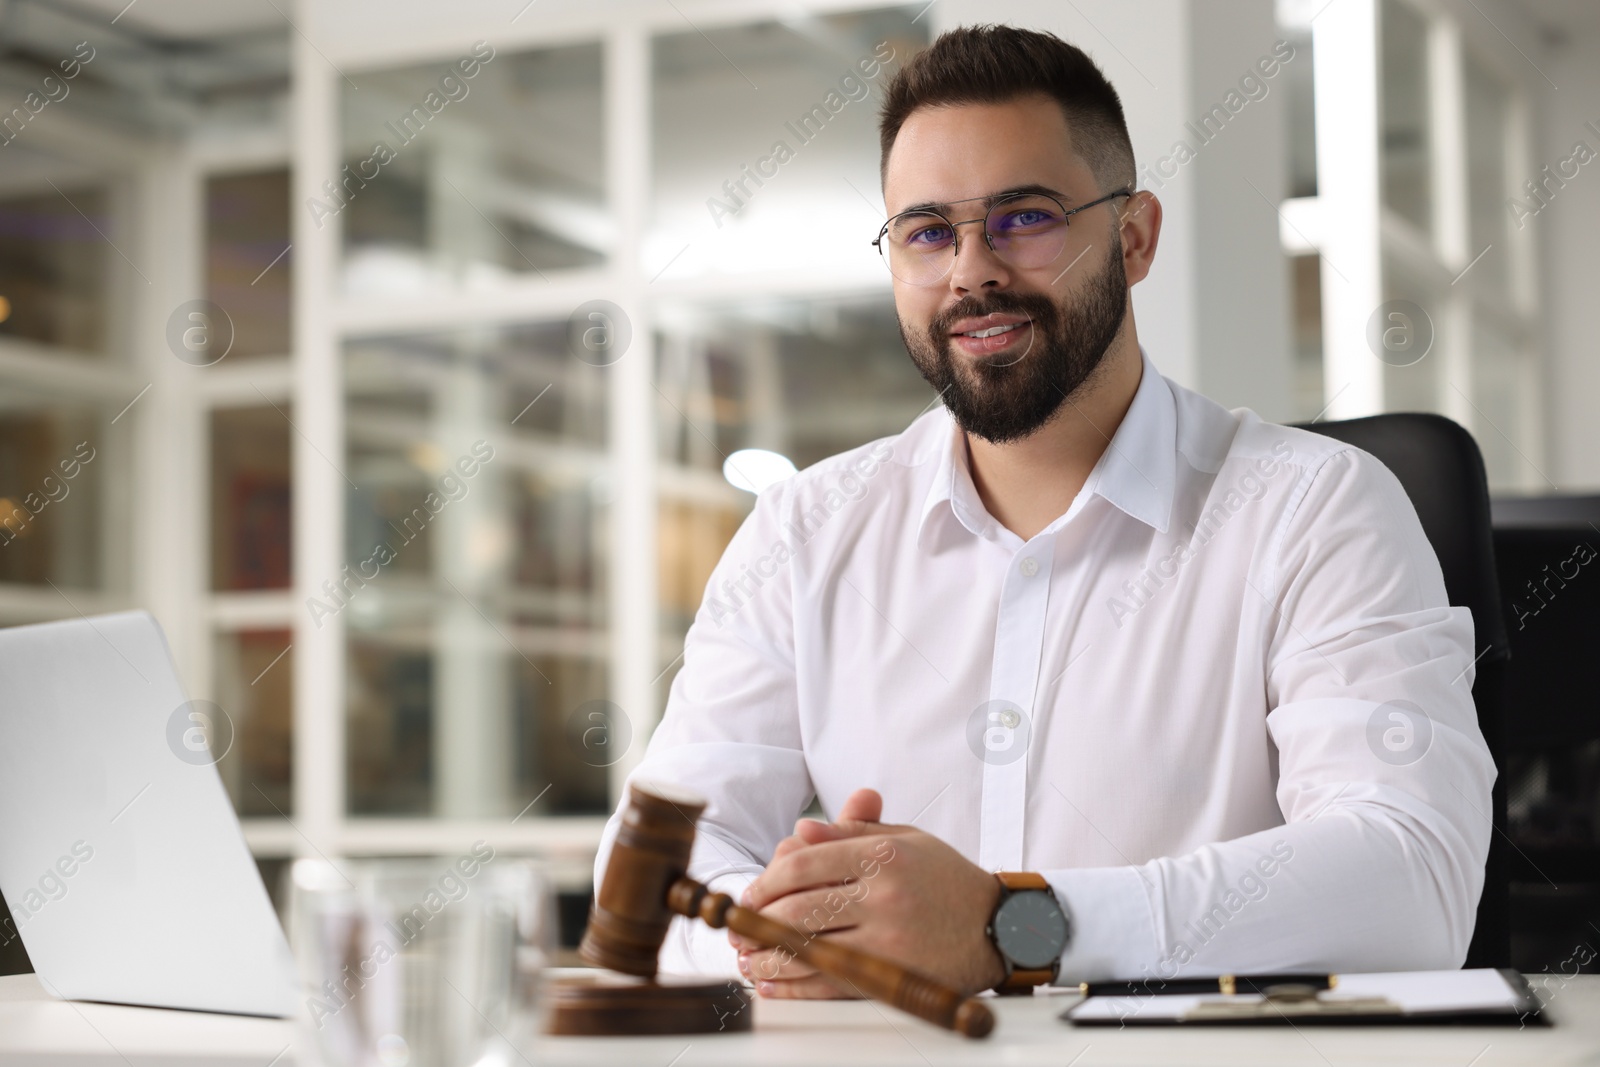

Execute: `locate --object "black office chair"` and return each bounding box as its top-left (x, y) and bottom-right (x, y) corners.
top-left (1292, 412), bottom-right (1511, 969)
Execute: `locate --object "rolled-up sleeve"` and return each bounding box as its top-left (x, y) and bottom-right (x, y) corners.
top-left (594, 481), bottom-right (813, 977)
top-left (1044, 446), bottom-right (1496, 982)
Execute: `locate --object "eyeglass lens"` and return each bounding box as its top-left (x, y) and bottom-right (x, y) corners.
top-left (880, 194), bottom-right (1070, 285)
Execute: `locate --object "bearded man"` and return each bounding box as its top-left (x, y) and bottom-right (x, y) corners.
top-left (596, 24), bottom-right (1493, 997)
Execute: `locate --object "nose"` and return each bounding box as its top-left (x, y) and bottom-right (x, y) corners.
top-left (946, 217), bottom-right (1010, 294)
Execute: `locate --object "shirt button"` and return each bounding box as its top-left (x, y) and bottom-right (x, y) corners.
top-left (1019, 557), bottom-right (1039, 577)
top-left (999, 708), bottom-right (1021, 729)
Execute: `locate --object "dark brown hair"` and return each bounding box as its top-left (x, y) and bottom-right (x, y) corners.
top-left (878, 24), bottom-right (1136, 193)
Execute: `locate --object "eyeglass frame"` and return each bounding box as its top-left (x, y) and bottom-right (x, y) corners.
top-left (871, 186), bottom-right (1134, 282)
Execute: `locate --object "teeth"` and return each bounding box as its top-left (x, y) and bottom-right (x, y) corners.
top-left (964, 323), bottom-right (1021, 338)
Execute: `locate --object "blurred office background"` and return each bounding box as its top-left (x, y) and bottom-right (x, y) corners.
top-left (0, 0), bottom-right (1597, 973)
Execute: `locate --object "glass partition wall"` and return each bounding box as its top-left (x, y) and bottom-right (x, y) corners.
top-left (268, 5), bottom-right (937, 905)
top-left (0, 145), bottom-right (133, 617)
top-left (342, 324), bottom-right (612, 820)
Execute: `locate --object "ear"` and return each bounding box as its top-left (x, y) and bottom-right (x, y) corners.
top-left (1118, 190), bottom-right (1162, 287)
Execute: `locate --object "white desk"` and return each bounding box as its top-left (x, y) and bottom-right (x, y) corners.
top-left (2, 971), bottom-right (1595, 1066)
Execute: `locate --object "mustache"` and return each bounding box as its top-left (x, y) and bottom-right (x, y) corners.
top-left (929, 292), bottom-right (1058, 338)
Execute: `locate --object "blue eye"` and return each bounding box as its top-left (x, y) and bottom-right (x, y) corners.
top-left (992, 207), bottom-right (1061, 235)
top-left (888, 213), bottom-right (953, 252)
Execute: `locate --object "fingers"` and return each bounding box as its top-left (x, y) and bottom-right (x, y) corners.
top-left (774, 790), bottom-right (890, 860)
top-left (837, 787), bottom-right (883, 823)
top-left (771, 832), bottom-right (810, 860)
top-left (770, 884), bottom-right (864, 936)
top-left (731, 880), bottom-right (864, 953)
top-left (770, 819), bottom-right (850, 861)
top-left (738, 924), bottom-right (873, 994)
top-left (739, 945), bottom-right (818, 983)
top-left (774, 809), bottom-right (873, 860)
top-left (756, 972), bottom-right (859, 999)
top-left (794, 819), bottom-right (841, 845)
top-left (745, 836), bottom-right (898, 911)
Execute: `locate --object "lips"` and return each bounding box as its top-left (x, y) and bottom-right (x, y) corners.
top-left (948, 317), bottom-right (1033, 357)
top-left (961, 322), bottom-right (1023, 339)
top-left (948, 315), bottom-right (1031, 338)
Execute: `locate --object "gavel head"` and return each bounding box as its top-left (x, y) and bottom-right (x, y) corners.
top-left (580, 781), bottom-right (707, 977)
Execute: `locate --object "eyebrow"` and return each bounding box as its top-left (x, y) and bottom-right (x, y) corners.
top-left (895, 183), bottom-right (1071, 216)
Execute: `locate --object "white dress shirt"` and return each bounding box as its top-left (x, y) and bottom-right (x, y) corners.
top-left (596, 348), bottom-right (1495, 985)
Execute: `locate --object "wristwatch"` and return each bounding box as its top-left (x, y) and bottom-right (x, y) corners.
top-left (986, 871), bottom-right (1072, 994)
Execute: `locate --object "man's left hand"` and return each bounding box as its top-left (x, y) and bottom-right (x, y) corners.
top-left (734, 788), bottom-right (1006, 999)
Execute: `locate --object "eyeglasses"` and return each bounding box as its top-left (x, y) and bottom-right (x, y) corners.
top-left (872, 188), bottom-right (1132, 286)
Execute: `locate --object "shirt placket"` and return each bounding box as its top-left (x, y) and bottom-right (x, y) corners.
top-left (977, 534), bottom-right (1055, 872)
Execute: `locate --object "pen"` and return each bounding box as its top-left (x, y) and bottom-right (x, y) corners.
top-left (1079, 974), bottom-right (1338, 997)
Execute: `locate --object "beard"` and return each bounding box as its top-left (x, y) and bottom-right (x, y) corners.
top-left (898, 236), bottom-right (1129, 444)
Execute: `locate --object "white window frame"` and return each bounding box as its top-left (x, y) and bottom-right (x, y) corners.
top-left (1289, 0), bottom-right (1543, 491)
top-left (279, 0), bottom-right (902, 890)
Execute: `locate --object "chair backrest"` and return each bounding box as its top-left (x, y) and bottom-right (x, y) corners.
top-left (1488, 494), bottom-right (1600, 748)
top-left (1291, 413), bottom-right (1510, 968)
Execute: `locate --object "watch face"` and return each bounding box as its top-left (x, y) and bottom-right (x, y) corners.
top-left (993, 890), bottom-right (1070, 969)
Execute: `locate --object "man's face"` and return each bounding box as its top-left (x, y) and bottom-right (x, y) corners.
top-left (882, 94), bottom-right (1130, 444)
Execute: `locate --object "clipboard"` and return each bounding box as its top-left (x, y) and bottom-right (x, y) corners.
top-left (1064, 968), bottom-right (1547, 1026)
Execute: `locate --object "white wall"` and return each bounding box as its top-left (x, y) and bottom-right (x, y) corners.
top-left (932, 0), bottom-right (1294, 420)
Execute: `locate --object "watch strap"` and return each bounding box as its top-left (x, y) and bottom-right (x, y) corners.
top-left (995, 871), bottom-right (1049, 892)
top-left (990, 871), bottom-right (1061, 994)
top-left (997, 967), bottom-right (1054, 993)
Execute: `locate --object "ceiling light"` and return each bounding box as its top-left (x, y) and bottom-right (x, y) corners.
top-left (723, 448), bottom-right (796, 494)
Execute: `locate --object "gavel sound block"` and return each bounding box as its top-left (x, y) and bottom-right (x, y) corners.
top-left (563, 781), bottom-right (994, 1038)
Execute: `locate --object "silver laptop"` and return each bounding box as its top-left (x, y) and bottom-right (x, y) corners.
top-left (0, 610), bottom-right (296, 1016)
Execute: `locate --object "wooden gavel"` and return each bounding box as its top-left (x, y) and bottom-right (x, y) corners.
top-left (580, 781), bottom-right (994, 1038)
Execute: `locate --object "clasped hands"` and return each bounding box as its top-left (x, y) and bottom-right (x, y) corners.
top-left (731, 787), bottom-right (1006, 998)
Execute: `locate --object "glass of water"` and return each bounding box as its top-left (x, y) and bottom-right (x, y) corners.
top-left (288, 849), bottom-right (554, 1067)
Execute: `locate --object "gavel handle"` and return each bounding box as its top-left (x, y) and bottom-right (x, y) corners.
top-left (667, 877), bottom-right (995, 1039)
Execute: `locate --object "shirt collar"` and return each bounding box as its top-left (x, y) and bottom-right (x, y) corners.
top-left (1090, 346), bottom-right (1176, 534)
top-left (916, 346), bottom-right (1176, 546)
